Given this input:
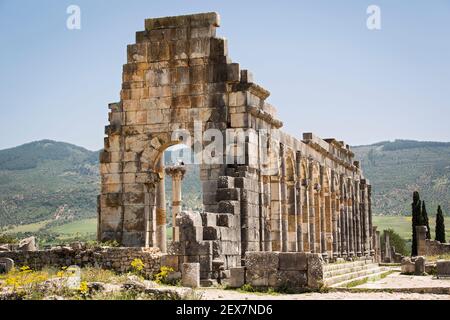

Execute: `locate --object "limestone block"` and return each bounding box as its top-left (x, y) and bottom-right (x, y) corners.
top-left (127, 43), bottom-right (148, 63)
top-left (145, 68), bottom-right (170, 86)
top-left (278, 253), bottom-right (308, 271)
top-left (245, 252), bottom-right (279, 271)
top-left (268, 271), bottom-right (307, 289)
top-left (216, 214), bottom-right (236, 228)
top-left (182, 263), bottom-right (200, 288)
top-left (148, 85), bottom-right (172, 97)
top-left (161, 255), bottom-right (179, 271)
top-left (217, 176), bottom-right (235, 188)
top-left (203, 226), bottom-right (218, 241)
top-left (227, 63), bottom-right (240, 83)
top-left (216, 188), bottom-right (240, 201)
top-left (230, 113), bottom-right (249, 128)
top-left (401, 257), bottom-right (415, 274)
top-left (201, 212), bottom-right (217, 227)
top-left (229, 267), bottom-right (245, 288)
top-left (184, 241), bottom-right (213, 256)
top-left (246, 269), bottom-right (268, 287)
top-left (148, 41), bottom-right (170, 62)
top-left (306, 253), bottom-right (323, 289)
top-left (415, 256), bottom-right (426, 275)
top-left (210, 37), bottom-right (228, 57)
top-left (122, 231), bottom-right (145, 247)
top-left (218, 200), bottom-right (240, 215)
top-left (0, 258), bottom-right (14, 274)
top-left (18, 237), bottom-right (37, 252)
top-left (436, 260), bottom-right (450, 278)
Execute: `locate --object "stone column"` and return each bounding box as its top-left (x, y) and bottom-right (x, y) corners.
top-left (263, 176), bottom-right (272, 251)
top-left (270, 176), bottom-right (282, 251)
top-left (331, 171), bottom-right (338, 258)
top-left (144, 180), bottom-right (158, 248)
top-left (302, 178), bottom-right (311, 252)
top-left (361, 180), bottom-right (370, 256)
top-left (368, 185), bottom-right (374, 256)
top-left (354, 180), bottom-right (362, 256)
top-left (280, 144), bottom-right (289, 252)
top-left (295, 152), bottom-right (303, 252)
top-left (308, 161), bottom-right (316, 253)
top-left (155, 157), bottom-right (167, 253)
top-left (319, 166), bottom-right (328, 260)
top-left (165, 165), bottom-right (186, 242)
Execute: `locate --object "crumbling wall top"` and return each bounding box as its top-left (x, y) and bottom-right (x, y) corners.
top-left (144, 12), bottom-right (220, 30)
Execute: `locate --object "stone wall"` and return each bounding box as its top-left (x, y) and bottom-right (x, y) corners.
top-left (237, 252), bottom-right (323, 290)
top-left (0, 247), bottom-right (162, 278)
top-left (417, 226), bottom-right (450, 256)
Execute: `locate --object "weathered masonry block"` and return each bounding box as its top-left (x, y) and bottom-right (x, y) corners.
top-left (98, 12), bottom-right (376, 284)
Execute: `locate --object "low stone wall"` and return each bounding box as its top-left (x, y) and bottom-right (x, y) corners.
top-left (417, 226), bottom-right (450, 256)
top-left (0, 247), bottom-right (163, 278)
top-left (229, 252), bottom-right (323, 291)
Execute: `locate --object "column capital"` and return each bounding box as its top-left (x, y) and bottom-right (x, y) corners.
top-left (165, 165), bottom-right (187, 180)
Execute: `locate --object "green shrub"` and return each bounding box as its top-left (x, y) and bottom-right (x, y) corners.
top-left (380, 228), bottom-right (409, 256)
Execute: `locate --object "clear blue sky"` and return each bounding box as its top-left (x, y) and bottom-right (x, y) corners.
top-left (0, 0), bottom-right (449, 151)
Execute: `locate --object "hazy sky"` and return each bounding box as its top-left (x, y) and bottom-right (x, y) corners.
top-left (0, 0), bottom-right (449, 151)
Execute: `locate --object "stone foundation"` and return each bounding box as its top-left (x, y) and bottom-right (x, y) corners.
top-left (227, 252), bottom-right (324, 291)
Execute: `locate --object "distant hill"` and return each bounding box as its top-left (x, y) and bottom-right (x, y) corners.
top-left (0, 140), bottom-right (99, 227)
top-left (0, 140), bottom-right (201, 229)
top-left (353, 140), bottom-right (450, 216)
top-left (0, 139), bottom-right (449, 230)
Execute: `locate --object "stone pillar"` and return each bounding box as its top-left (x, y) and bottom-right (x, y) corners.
top-left (155, 157), bottom-right (167, 253)
top-left (270, 176), bottom-right (282, 251)
top-left (308, 161), bottom-right (316, 253)
top-left (368, 185), bottom-right (374, 256)
top-left (331, 171), bottom-right (338, 259)
top-left (165, 165), bottom-right (186, 242)
top-left (295, 152), bottom-right (303, 252)
top-left (335, 198), bottom-right (341, 257)
top-left (341, 202), bottom-right (348, 258)
top-left (302, 178), bottom-right (311, 252)
top-left (416, 226), bottom-right (428, 256)
top-left (263, 176), bottom-right (272, 251)
top-left (361, 180), bottom-right (370, 256)
top-left (354, 181), bottom-right (362, 256)
top-left (145, 181), bottom-right (158, 248)
top-left (347, 181), bottom-right (354, 258)
top-left (319, 166), bottom-right (328, 260)
top-left (182, 263), bottom-right (200, 288)
top-left (280, 145), bottom-right (289, 252)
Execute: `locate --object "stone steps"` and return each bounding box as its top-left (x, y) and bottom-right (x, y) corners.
top-left (324, 263), bottom-right (380, 278)
top-left (323, 259), bottom-right (372, 272)
top-left (324, 262), bottom-right (391, 287)
top-left (327, 269), bottom-right (393, 288)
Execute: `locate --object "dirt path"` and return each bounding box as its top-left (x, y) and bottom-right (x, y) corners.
top-left (197, 288), bottom-right (450, 300)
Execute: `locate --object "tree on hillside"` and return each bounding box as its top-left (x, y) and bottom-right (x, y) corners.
top-left (411, 191), bottom-right (423, 256)
top-left (435, 206), bottom-right (446, 243)
top-left (421, 201), bottom-right (431, 239)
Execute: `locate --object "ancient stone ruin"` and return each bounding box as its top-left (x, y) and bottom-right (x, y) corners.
top-left (98, 12), bottom-right (376, 285)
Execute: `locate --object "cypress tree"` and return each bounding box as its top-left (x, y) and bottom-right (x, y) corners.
top-left (421, 201), bottom-right (431, 239)
top-left (435, 206), bottom-right (446, 243)
top-left (411, 191), bottom-right (422, 256)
